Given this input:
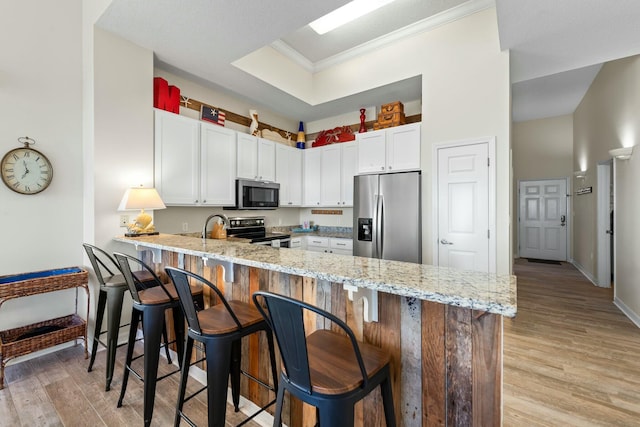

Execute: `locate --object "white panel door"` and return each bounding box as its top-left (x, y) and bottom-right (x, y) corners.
top-left (519, 179), bottom-right (568, 261)
top-left (437, 143), bottom-right (489, 272)
top-left (200, 123), bottom-right (236, 205)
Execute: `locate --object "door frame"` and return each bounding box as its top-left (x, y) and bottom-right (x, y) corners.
top-left (516, 177), bottom-right (570, 261)
top-left (432, 136), bottom-right (496, 273)
top-left (596, 160), bottom-right (613, 287)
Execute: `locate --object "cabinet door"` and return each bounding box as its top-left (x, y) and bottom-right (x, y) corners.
top-left (236, 133), bottom-right (258, 179)
top-left (200, 123), bottom-right (236, 205)
top-left (303, 147), bottom-right (322, 206)
top-left (257, 138), bottom-right (276, 181)
top-left (275, 144), bottom-right (290, 204)
top-left (341, 142), bottom-right (358, 206)
top-left (357, 129), bottom-right (386, 173)
top-left (321, 144), bottom-right (341, 206)
top-left (288, 148), bottom-right (303, 206)
top-left (154, 109), bottom-right (200, 205)
top-left (386, 123), bottom-right (421, 172)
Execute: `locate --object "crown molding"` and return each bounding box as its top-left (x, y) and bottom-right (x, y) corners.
top-left (271, 0), bottom-right (495, 74)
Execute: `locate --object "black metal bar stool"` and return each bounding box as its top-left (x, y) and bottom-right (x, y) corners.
top-left (114, 253), bottom-right (203, 427)
top-left (165, 266), bottom-right (278, 427)
top-left (252, 291), bottom-right (396, 427)
top-left (83, 243), bottom-right (161, 391)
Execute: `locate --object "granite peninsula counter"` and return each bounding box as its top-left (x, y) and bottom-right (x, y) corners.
top-left (114, 233), bottom-right (516, 426)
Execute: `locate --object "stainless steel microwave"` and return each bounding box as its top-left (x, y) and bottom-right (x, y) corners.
top-left (226, 179), bottom-right (280, 210)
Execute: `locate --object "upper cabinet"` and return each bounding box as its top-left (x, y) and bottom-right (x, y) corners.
top-left (275, 144), bottom-right (302, 207)
top-left (154, 109), bottom-right (200, 205)
top-left (357, 122), bottom-right (420, 174)
top-left (303, 141), bottom-right (358, 207)
top-left (236, 135), bottom-right (276, 182)
top-left (154, 109), bottom-right (236, 206)
top-left (200, 122), bottom-right (236, 205)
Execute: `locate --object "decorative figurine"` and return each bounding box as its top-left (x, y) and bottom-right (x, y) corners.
top-left (296, 121), bottom-right (305, 149)
top-left (249, 109), bottom-right (261, 137)
top-left (359, 108), bottom-right (367, 133)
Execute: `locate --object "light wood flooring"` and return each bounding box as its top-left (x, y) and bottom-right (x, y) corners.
top-left (1, 260), bottom-right (639, 426)
top-left (0, 341), bottom-right (263, 427)
top-left (504, 259), bottom-right (640, 426)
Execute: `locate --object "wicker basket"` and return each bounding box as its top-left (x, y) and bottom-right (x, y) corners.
top-left (0, 267), bottom-right (88, 300)
top-left (0, 314), bottom-right (86, 360)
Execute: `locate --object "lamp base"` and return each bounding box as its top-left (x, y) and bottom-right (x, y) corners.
top-left (124, 231), bottom-right (160, 237)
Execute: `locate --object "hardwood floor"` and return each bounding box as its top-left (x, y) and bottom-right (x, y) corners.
top-left (504, 259), bottom-right (640, 426)
top-left (1, 260), bottom-right (639, 426)
top-left (0, 341), bottom-right (263, 426)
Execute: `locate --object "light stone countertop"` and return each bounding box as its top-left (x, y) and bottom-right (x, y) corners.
top-left (114, 233), bottom-right (516, 317)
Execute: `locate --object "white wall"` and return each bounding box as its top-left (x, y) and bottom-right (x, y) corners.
top-left (574, 55), bottom-right (640, 324)
top-left (0, 0), bottom-right (84, 329)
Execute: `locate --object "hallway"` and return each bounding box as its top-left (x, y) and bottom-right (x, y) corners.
top-left (504, 259), bottom-right (640, 426)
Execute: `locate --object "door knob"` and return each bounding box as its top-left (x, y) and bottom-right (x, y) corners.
top-left (440, 239), bottom-right (454, 245)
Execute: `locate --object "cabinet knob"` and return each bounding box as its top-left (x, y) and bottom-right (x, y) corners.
top-left (388, 166), bottom-right (392, 170)
top-left (317, 202), bottom-right (320, 205)
top-left (195, 200), bottom-right (198, 203)
top-left (380, 166), bottom-right (384, 170)
top-left (203, 200), bottom-right (206, 203)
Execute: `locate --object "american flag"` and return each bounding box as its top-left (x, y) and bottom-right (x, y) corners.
top-left (201, 106), bottom-right (226, 126)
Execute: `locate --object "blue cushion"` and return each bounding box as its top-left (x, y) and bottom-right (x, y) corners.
top-left (0, 267), bottom-right (83, 284)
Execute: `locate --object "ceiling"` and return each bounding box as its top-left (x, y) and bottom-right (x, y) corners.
top-left (97, 0), bottom-right (640, 123)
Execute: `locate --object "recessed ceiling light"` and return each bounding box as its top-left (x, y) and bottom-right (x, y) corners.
top-left (309, 0), bottom-right (397, 35)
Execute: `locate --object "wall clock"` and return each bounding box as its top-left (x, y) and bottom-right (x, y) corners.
top-left (1, 137), bottom-right (53, 195)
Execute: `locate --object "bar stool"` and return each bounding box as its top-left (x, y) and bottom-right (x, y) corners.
top-left (165, 266), bottom-right (278, 427)
top-left (252, 291), bottom-right (396, 427)
top-left (83, 243), bottom-right (161, 391)
top-left (114, 253), bottom-right (203, 427)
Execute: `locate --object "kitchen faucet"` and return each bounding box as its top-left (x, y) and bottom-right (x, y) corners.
top-left (202, 213), bottom-right (230, 239)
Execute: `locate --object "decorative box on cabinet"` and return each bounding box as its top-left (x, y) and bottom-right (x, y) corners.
top-left (0, 267), bottom-right (89, 389)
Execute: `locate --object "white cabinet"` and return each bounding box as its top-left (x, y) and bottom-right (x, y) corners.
top-left (330, 238), bottom-right (353, 256)
top-left (275, 144), bottom-right (302, 207)
top-left (154, 109), bottom-right (236, 206)
top-left (357, 123), bottom-right (420, 174)
top-left (305, 236), bottom-right (352, 256)
top-left (302, 147), bottom-right (322, 206)
top-left (303, 141), bottom-right (358, 207)
top-left (200, 122), bottom-right (236, 205)
top-left (320, 144), bottom-right (341, 206)
top-left (341, 142), bottom-right (358, 206)
top-left (154, 109), bottom-right (200, 205)
top-left (236, 135), bottom-right (276, 181)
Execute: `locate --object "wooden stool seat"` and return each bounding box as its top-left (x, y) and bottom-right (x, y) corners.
top-left (137, 282), bottom-right (203, 305)
top-left (198, 300), bottom-right (264, 334)
top-left (306, 329), bottom-right (391, 395)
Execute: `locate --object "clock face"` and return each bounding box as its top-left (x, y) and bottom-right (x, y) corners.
top-left (1, 147), bottom-right (53, 194)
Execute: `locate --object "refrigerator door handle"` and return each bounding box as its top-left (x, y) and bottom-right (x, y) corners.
top-left (372, 194), bottom-right (379, 258)
top-left (378, 195), bottom-right (384, 258)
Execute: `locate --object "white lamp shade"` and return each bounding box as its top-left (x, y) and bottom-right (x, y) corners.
top-left (118, 187), bottom-right (166, 211)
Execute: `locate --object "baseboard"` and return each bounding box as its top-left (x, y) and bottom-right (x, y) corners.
top-left (613, 297), bottom-right (640, 329)
top-left (570, 260), bottom-right (599, 286)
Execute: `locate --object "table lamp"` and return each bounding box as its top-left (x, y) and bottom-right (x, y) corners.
top-left (118, 187), bottom-right (166, 236)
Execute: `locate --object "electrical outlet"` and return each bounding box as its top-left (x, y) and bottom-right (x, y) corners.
top-left (182, 222), bottom-right (189, 232)
top-left (120, 215), bottom-right (129, 227)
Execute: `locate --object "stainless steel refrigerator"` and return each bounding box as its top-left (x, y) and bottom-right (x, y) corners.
top-left (353, 171), bottom-right (421, 263)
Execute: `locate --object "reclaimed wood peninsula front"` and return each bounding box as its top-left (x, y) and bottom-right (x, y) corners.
top-left (114, 234), bottom-right (516, 427)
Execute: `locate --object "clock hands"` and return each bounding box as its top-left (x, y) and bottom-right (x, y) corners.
top-left (22, 160), bottom-right (30, 179)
